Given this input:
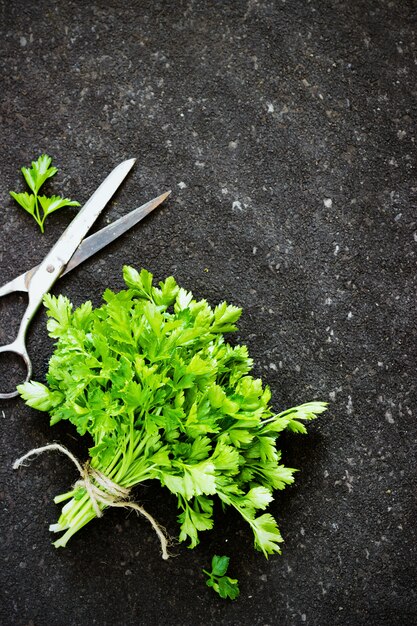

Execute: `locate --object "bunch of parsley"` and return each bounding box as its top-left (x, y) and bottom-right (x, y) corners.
top-left (18, 267), bottom-right (326, 554)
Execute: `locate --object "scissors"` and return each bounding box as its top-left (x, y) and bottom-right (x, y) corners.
top-left (0, 158), bottom-right (170, 399)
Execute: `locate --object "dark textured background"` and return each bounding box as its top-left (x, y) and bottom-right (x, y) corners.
top-left (0, 1), bottom-right (416, 625)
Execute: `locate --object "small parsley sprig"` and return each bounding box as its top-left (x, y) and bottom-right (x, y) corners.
top-left (204, 555), bottom-right (240, 600)
top-left (10, 154), bottom-right (80, 232)
top-left (18, 268), bottom-right (327, 554)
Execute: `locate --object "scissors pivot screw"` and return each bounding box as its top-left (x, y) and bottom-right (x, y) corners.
top-left (46, 265), bottom-right (55, 273)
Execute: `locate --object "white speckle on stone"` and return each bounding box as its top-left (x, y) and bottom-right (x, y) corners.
top-left (347, 395), bottom-right (353, 415)
top-left (325, 297), bottom-right (332, 305)
top-left (378, 361), bottom-right (384, 367)
top-left (329, 390), bottom-right (336, 401)
top-left (221, 187), bottom-right (228, 195)
top-left (347, 311), bottom-right (353, 319)
top-left (397, 129), bottom-right (406, 139)
top-left (300, 527), bottom-right (305, 536)
top-left (301, 614), bottom-right (307, 622)
top-left (177, 181), bottom-right (187, 189)
top-left (324, 198), bottom-right (332, 208)
top-left (344, 470), bottom-right (354, 493)
top-left (413, 232), bottom-right (417, 242)
top-left (385, 409), bottom-right (395, 424)
top-left (269, 363), bottom-right (277, 371)
top-left (394, 213), bottom-right (402, 221)
top-left (228, 140), bottom-right (238, 150)
top-left (20, 36), bottom-right (27, 47)
top-left (195, 161), bottom-right (205, 167)
top-left (295, 364), bottom-right (301, 373)
top-left (334, 244), bottom-right (340, 255)
top-left (252, 246), bottom-right (257, 255)
top-left (267, 102), bottom-right (274, 113)
top-left (232, 200), bottom-right (243, 211)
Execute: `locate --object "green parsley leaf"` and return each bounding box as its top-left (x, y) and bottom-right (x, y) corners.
top-left (17, 381), bottom-right (63, 411)
top-left (251, 513), bottom-right (283, 557)
top-left (10, 154), bottom-right (79, 232)
top-left (21, 154), bottom-right (58, 193)
top-left (211, 555), bottom-right (230, 576)
top-left (9, 191), bottom-right (36, 216)
top-left (217, 575), bottom-right (240, 600)
top-left (204, 555), bottom-right (240, 600)
top-left (38, 195), bottom-right (80, 217)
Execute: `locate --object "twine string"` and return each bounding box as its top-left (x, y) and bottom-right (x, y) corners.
top-left (13, 443), bottom-right (170, 560)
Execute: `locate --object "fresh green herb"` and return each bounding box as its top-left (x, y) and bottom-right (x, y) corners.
top-left (10, 154), bottom-right (80, 232)
top-left (18, 267), bottom-right (327, 553)
top-left (204, 555), bottom-right (240, 600)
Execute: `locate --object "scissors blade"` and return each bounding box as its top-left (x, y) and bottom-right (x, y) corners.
top-left (63, 190), bottom-right (171, 275)
top-left (0, 191), bottom-right (171, 296)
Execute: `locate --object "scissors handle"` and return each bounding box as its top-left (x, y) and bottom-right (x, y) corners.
top-left (0, 252), bottom-right (71, 398)
top-left (1, 253), bottom-right (64, 397)
top-left (0, 340), bottom-right (32, 399)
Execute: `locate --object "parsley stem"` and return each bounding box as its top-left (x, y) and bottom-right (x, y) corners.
top-left (54, 489), bottom-right (77, 504)
top-left (34, 194), bottom-right (44, 233)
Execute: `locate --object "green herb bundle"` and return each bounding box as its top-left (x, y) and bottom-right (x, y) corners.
top-left (18, 267), bottom-right (326, 556)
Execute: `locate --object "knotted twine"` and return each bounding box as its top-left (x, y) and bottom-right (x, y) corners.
top-left (13, 443), bottom-right (170, 560)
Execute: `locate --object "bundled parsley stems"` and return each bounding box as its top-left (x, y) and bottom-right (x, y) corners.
top-left (19, 267), bottom-right (326, 559)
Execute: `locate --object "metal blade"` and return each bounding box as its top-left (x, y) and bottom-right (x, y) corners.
top-left (0, 272), bottom-right (28, 296)
top-left (0, 191), bottom-right (171, 293)
top-left (63, 190), bottom-right (171, 274)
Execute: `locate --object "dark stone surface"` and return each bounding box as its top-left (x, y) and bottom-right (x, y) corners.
top-left (0, 1), bottom-right (416, 624)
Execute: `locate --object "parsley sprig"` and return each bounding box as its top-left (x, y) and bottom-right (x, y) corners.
top-left (10, 154), bottom-right (80, 232)
top-left (18, 268), bottom-right (327, 553)
top-left (204, 555), bottom-right (240, 600)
